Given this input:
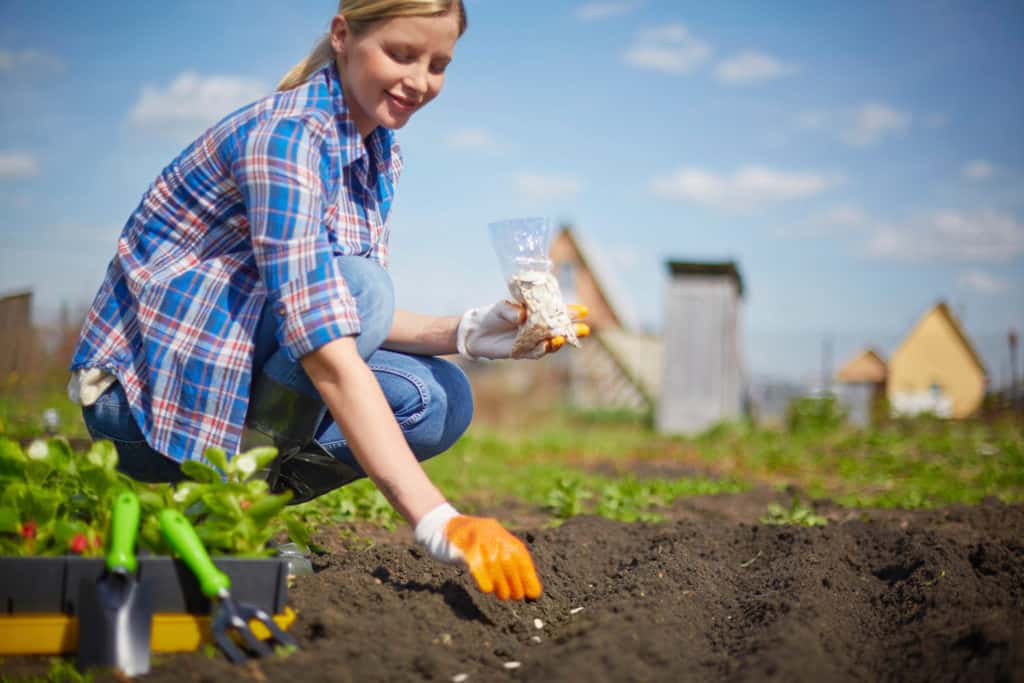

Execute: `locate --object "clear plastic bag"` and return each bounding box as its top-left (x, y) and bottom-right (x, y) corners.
top-left (488, 217), bottom-right (579, 356)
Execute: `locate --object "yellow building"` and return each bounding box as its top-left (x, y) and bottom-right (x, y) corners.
top-left (887, 302), bottom-right (987, 418)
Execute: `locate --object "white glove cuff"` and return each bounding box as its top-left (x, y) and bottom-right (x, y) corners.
top-left (456, 308), bottom-right (482, 361)
top-left (414, 502), bottom-right (463, 564)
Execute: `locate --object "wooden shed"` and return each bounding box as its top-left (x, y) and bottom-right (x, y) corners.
top-left (888, 302), bottom-right (987, 418)
top-left (0, 290), bottom-right (35, 380)
top-left (657, 261), bottom-right (745, 434)
top-left (836, 348), bottom-right (887, 426)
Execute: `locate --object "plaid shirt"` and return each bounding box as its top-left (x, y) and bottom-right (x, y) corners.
top-left (70, 63), bottom-right (402, 464)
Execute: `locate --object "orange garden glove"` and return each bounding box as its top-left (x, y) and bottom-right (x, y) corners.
top-left (457, 301), bottom-right (590, 360)
top-left (414, 503), bottom-right (542, 601)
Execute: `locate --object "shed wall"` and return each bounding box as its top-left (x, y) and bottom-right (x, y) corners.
top-left (657, 276), bottom-right (742, 434)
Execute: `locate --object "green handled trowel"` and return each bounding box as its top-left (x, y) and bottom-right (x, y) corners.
top-left (77, 490), bottom-right (153, 676)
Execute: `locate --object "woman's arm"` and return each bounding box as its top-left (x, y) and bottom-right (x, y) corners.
top-left (383, 309), bottom-right (461, 356)
top-left (300, 335), bottom-right (445, 525)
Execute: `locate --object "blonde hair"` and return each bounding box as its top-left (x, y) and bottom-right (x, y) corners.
top-left (277, 0), bottom-right (467, 91)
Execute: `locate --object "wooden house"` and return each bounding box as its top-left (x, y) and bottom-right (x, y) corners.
top-left (657, 261), bottom-right (745, 434)
top-left (887, 302), bottom-right (987, 418)
top-left (549, 227), bottom-right (661, 412)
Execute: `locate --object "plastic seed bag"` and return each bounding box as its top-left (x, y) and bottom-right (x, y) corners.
top-left (488, 217), bottom-right (579, 356)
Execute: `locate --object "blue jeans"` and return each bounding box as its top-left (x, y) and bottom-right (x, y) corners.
top-left (82, 255), bottom-right (474, 486)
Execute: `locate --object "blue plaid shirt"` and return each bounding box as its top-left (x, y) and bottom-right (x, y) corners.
top-left (71, 63), bottom-right (402, 463)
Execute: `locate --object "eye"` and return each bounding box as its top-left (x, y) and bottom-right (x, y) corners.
top-left (430, 60), bottom-right (451, 75)
top-left (386, 48), bottom-right (416, 64)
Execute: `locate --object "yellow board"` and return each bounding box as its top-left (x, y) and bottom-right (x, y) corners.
top-left (0, 607), bottom-right (296, 655)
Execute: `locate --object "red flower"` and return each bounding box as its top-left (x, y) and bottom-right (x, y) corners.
top-left (240, 499), bottom-right (252, 511)
top-left (20, 520), bottom-right (37, 539)
top-left (69, 533), bottom-right (88, 555)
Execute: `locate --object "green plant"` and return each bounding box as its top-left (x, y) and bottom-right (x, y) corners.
top-left (786, 395), bottom-right (846, 434)
top-left (760, 497), bottom-right (828, 527)
top-left (0, 437), bottom-right (309, 558)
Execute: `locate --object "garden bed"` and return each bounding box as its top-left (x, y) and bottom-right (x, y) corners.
top-left (2, 494), bottom-right (1021, 681)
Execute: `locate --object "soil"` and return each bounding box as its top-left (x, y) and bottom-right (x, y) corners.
top-left (2, 494), bottom-right (1022, 682)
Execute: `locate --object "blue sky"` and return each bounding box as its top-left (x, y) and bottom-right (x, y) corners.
top-left (1, 1), bottom-right (1022, 385)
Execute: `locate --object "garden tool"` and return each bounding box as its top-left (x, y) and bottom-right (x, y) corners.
top-left (77, 490), bottom-right (153, 677)
top-left (158, 509), bottom-right (298, 663)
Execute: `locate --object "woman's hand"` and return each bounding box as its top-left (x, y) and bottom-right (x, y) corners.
top-left (457, 301), bottom-right (589, 360)
top-left (415, 503), bottom-right (542, 600)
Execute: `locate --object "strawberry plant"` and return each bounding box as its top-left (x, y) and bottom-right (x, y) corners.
top-left (0, 437), bottom-right (309, 558)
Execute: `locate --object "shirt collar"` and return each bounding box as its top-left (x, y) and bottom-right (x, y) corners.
top-left (323, 61), bottom-right (397, 174)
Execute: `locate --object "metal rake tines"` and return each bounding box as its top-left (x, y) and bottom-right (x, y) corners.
top-left (211, 597), bottom-right (298, 664)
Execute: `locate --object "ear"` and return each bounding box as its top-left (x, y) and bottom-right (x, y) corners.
top-left (329, 14), bottom-right (350, 58)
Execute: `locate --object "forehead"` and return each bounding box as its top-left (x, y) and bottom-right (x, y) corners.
top-left (363, 13), bottom-right (460, 53)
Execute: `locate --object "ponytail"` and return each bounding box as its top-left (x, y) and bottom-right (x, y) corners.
top-left (277, 35), bottom-right (335, 92)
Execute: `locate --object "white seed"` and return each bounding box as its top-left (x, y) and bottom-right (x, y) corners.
top-left (452, 674), bottom-right (469, 683)
top-left (531, 635), bottom-right (542, 643)
top-left (533, 618), bottom-right (544, 630)
top-left (503, 661), bottom-right (521, 670)
top-left (570, 607), bottom-right (584, 615)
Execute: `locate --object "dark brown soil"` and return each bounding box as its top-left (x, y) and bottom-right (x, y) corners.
top-left (3, 496), bottom-right (1022, 682)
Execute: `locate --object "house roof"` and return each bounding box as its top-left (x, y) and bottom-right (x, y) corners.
top-left (897, 301), bottom-right (987, 376)
top-left (554, 226), bottom-right (628, 329)
top-left (665, 261), bottom-right (744, 297)
top-left (837, 348), bottom-right (887, 383)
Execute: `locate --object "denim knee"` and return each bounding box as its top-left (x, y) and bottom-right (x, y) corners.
top-left (335, 256), bottom-right (395, 358)
top-left (421, 358), bottom-right (474, 458)
top-left (316, 352), bottom-right (474, 468)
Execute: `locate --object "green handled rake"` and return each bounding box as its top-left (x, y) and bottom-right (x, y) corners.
top-left (158, 509), bottom-right (297, 663)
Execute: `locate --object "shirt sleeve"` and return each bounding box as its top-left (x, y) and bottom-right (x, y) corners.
top-left (232, 116), bottom-right (359, 361)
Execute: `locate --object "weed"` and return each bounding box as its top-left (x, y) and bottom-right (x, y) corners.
top-left (761, 497), bottom-right (828, 527)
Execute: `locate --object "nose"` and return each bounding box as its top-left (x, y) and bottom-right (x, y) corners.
top-left (404, 62), bottom-right (429, 98)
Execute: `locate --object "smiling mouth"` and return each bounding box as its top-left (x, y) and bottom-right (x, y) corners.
top-left (387, 92), bottom-right (419, 111)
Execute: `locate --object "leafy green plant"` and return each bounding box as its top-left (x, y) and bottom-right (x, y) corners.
top-left (0, 437), bottom-right (309, 558)
top-left (760, 497), bottom-right (828, 527)
top-left (544, 477), bottom-right (592, 519)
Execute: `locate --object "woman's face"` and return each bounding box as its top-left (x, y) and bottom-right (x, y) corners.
top-left (332, 11), bottom-right (460, 137)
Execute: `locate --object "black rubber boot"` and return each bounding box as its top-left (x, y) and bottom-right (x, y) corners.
top-left (242, 372), bottom-right (361, 505)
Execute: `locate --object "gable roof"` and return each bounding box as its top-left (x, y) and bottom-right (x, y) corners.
top-left (665, 260), bottom-right (744, 298)
top-left (552, 226), bottom-right (628, 329)
top-left (897, 301), bottom-right (987, 376)
top-left (837, 348), bottom-right (887, 383)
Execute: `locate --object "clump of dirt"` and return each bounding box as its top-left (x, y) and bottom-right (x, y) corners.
top-left (3, 497), bottom-right (1022, 682)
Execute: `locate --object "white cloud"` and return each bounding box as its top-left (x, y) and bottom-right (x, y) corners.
top-left (842, 103), bottom-right (911, 146)
top-left (651, 165), bottom-right (837, 210)
top-left (514, 174), bottom-right (583, 201)
top-left (776, 204), bottom-right (869, 238)
top-left (129, 72), bottom-right (268, 135)
top-left (623, 24), bottom-right (712, 75)
top-left (715, 51), bottom-right (798, 85)
top-left (818, 204), bottom-right (867, 227)
top-left (445, 128), bottom-right (502, 152)
top-left (575, 2), bottom-right (640, 21)
top-left (962, 160), bottom-right (994, 180)
top-left (865, 209), bottom-right (1024, 264)
top-left (799, 103), bottom-right (912, 147)
top-left (0, 48), bottom-right (65, 75)
top-left (958, 270), bottom-right (1009, 295)
top-left (0, 153), bottom-right (39, 179)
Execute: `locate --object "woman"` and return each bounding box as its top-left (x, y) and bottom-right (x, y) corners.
top-left (69, 0), bottom-right (587, 602)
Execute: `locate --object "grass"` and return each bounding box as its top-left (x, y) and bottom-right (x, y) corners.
top-left (3, 376), bottom-right (1022, 526)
